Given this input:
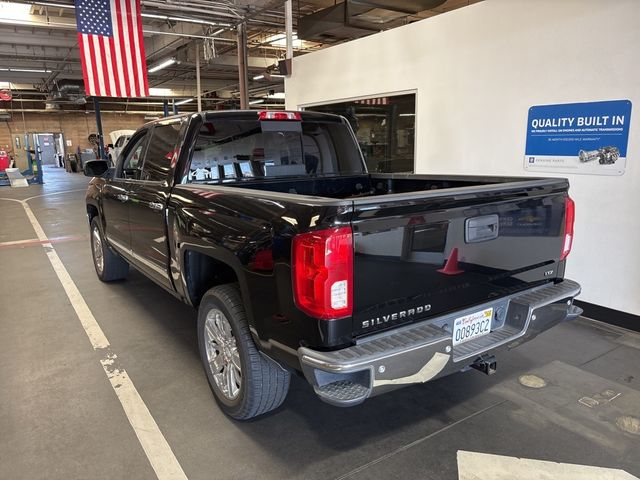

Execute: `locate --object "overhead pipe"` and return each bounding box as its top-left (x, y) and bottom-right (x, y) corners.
top-left (195, 43), bottom-right (202, 112)
top-left (0, 18), bottom-right (237, 41)
top-left (143, 1), bottom-right (243, 19)
top-left (7, 108), bottom-right (196, 114)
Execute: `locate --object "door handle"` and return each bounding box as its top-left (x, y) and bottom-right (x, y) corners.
top-left (116, 194), bottom-right (129, 202)
top-left (465, 214), bottom-right (499, 243)
top-left (148, 202), bottom-right (164, 211)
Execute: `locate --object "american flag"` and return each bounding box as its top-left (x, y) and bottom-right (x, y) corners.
top-left (74, 0), bottom-right (149, 97)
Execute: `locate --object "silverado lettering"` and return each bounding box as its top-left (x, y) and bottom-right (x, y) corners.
top-left (362, 305), bottom-right (432, 329)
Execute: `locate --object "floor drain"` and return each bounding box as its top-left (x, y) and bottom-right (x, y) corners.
top-left (616, 416), bottom-right (640, 435)
top-left (518, 374), bottom-right (547, 389)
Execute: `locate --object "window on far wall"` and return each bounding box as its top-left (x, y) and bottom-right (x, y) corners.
top-left (305, 93), bottom-right (415, 173)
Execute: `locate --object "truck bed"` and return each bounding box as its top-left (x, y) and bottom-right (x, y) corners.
top-left (182, 172), bottom-right (570, 339)
top-left (214, 173), bottom-right (545, 199)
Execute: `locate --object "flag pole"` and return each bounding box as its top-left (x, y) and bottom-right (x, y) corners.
top-left (93, 97), bottom-right (106, 160)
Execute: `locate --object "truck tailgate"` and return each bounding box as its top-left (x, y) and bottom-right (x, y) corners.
top-left (351, 179), bottom-right (570, 336)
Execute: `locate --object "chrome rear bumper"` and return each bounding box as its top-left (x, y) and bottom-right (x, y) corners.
top-left (298, 279), bottom-right (582, 406)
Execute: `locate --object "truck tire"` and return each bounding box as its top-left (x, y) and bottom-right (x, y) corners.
top-left (90, 217), bottom-right (129, 282)
top-left (197, 284), bottom-right (290, 420)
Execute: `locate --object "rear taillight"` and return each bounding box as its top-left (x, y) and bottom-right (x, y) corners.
top-left (292, 227), bottom-right (353, 319)
top-left (560, 196), bottom-right (575, 260)
top-left (258, 111), bottom-right (302, 121)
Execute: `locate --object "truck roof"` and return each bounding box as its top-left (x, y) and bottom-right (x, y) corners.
top-left (142, 109), bottom-right (345, 128)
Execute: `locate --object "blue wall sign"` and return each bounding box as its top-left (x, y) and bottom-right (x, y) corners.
top-left (524, 100), bottom-right (632, 176)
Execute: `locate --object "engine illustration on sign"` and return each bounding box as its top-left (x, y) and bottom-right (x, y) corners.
top-left (578, 146), bottom-right (620, 165)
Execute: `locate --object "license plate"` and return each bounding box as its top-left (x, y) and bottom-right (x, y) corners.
top-left (452, 308), bottom-right (493, 346)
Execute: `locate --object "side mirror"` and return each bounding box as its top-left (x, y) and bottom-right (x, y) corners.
top-left (107, 143), bottom-right (114, 149)
top-left (84, 159), bottom-right (109, 177)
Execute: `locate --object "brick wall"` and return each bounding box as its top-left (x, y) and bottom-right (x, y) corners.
top-left (0, 112), bottom-right (146, 154)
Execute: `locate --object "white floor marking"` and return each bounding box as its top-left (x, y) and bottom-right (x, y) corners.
top-left (457, 451), bottom-right (638, 480)
top-left (0, 193), bottom-right (188, 480)
top-left (24, 188), bottom-right (88, 202)
top-left (0, 237), bottom-right (40, 247)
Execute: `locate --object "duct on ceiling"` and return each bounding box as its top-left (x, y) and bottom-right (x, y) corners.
top-left (298, 0), bottom-right (447, 42)
top-left (46, 79), bottom-right (86, 105)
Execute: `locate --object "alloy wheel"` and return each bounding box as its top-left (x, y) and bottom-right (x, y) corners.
top-left (204, 308), bottom-right (242, 400)
top-left (92, 226), bottom-right (104, 275)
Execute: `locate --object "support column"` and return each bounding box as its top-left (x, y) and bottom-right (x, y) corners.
top-left (93, 97), bottom-right (105, 160)
top-left (196, 43), bottom-right (202, 112)
top-left (237, 23), bottom-right (249, 109)
top-left (163, 99), bottom-right (169, 117)
top-left (285, 0), bottom-right (293, 62)
top-left (173, 99), bottom-right (178, 115)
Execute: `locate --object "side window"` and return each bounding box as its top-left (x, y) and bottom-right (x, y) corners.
top-left (115, 135), bottom-right (129, 147)
top-left (140, 122), bottom-right (184, 182)
top-left (120, 133), bottom-right (149, 180)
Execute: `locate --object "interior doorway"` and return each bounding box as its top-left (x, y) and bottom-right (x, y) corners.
top-left (33, 133), bottom-right (65, 167)
top-left (305, 93), bottom-right (416, 173)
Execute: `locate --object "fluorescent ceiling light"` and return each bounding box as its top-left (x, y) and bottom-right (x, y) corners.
top-left (140, 13), bottom-right (166, 20)
top-left (210, 28), bottom-right (225, 36)
top-left (269, 74), bottom-right (286, 78)
top-left (249, 99), bottom-right (264, 105)
top-left (0, 3), bottom-right (33, 21)
top-left (148, 87), bottom-right (174, 96)
top-left (0, 67), bottom-right (51, 73)
top-left (266, 92), bottom-right (285, 99)
top-left (174, 98), bottom-right (193, 106)
top-left (266, 33), bottom-right (302, 49)
top-left (34, 1), bottom-right (74, 8)
top-left (148, 58), bottom-right (176, 73)
top-left (399, 113), bottom-right (415, 117)
top-left (252, 74), bottom-right (264, 81)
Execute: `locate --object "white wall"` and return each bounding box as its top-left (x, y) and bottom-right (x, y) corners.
top-left (286, 0), bottom-right (640, 315)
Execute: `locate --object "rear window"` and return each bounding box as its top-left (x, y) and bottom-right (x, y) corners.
top-left (141, 121), bottom-right (184, 182)
top-left (184, 116), bottom-right (365, 183)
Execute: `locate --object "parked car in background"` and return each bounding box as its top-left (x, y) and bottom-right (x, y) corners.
top-left (108, 130), bottom-right (135, 165)
top-left (84, 110), bottom-right (582, 420)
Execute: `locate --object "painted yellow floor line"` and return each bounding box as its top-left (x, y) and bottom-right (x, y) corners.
top-left (9, 194), bottom-right (188, 480)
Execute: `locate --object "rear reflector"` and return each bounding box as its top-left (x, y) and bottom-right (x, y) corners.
top-left (560, 196), bottom-right (575, 260)
top-left (258, 111), bottom-right (302, 121)
top-left (292, 227), bottom-right (353, 319)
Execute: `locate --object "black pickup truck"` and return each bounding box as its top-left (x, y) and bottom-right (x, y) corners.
top-left (84, 110), bottom-right (582, 420)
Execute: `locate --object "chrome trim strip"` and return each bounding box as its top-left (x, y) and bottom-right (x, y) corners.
top-left (105, 235), bottom-right (169, 278)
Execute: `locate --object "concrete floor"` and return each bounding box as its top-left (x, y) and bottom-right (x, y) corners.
top-left (1, 166), bottom-right (639, 480)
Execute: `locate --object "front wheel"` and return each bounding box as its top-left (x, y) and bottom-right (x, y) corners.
top-left (90, 217), bottom-right (129, 282)
top-left (197, 284), bottom-right (290, 420)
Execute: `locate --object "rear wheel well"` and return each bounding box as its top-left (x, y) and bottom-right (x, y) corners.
top-left (184, 250), bottom-right (238, 307)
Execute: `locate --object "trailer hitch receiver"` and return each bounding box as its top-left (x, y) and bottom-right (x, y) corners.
top-left (471, 355), bottom-right (497, 375)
